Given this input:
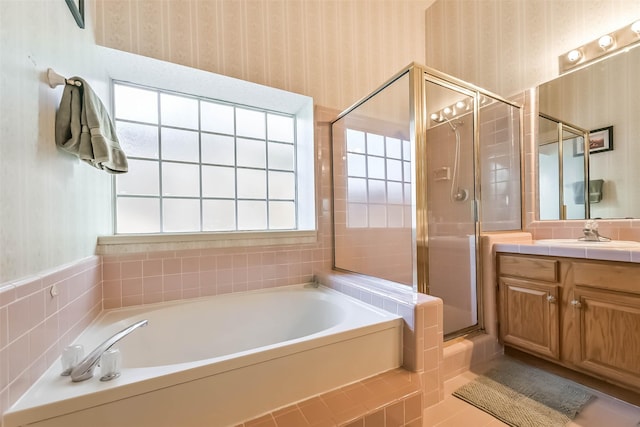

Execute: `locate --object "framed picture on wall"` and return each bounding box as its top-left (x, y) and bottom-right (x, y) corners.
top-left (575, 126), bottom-right (613, 156)
top-left (65, 0), bottom-right (84, 29)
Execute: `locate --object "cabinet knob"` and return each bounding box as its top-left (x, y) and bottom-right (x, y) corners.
top-left (546, 295), bottom-right (556, 303)
top-left (571, 299), bottom-right (582, 308)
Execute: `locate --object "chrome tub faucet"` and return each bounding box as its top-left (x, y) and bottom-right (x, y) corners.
top-left (68, 319), bottom-right (148, 382)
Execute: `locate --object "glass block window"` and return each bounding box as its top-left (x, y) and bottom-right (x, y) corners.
top-left (113, 82), bottom-right (297, 234)
top-left (345, 129), bottom-right (412, 228)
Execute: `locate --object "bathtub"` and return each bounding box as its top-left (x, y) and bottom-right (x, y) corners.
top-left (4, 284), bottom-right (402, 427)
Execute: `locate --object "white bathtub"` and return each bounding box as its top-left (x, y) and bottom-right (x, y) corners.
top-left (4, 284), bottom-right (402, 427)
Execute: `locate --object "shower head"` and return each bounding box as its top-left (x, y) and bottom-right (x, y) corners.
top-left (445, 118), bottom-right (463, 132)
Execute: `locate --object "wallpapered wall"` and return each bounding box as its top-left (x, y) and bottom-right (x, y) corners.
top-left (0, 1), bottom-right (112, 284)
top-left (425, 0), bottom-right (640, 98)
top-left (94, 0), bottom-right (434, 111)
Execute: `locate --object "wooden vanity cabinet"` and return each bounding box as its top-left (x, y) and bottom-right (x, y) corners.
top-left (497, 255), bottom-right (561, 360)
top-left (497, 253), bottom-right (640, 392)
top-left (570, 261), bottom-right (640, 390)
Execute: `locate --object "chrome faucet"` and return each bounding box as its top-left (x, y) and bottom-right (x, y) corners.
top-left (69, 319), bottom-right (148, 382)
top-left (581, 220), bottom-right (611, 242)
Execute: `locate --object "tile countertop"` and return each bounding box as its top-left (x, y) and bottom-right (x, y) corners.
top-left (494, 241), bottom-right (640, 263)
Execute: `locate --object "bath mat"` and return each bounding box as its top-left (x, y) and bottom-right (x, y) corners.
top-left (452, 358), bottom-right (594, 427)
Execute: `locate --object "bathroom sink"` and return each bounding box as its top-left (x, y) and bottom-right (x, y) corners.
top-left (534, 239), bottom-right (640, 249)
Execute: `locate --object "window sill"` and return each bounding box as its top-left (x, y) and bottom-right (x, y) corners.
top-left (96, 230), bottom-right (318, 255)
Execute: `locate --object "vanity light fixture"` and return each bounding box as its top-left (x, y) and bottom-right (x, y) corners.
top-left (598, 35), bottom-right (614, 49)
top-left (567, 49), bottom-right (582, 62)
top-left (560, 19), bottom-right (640, 73)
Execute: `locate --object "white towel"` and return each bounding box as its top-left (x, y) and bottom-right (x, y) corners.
top-left (55, 77), bottom-right (128, 174)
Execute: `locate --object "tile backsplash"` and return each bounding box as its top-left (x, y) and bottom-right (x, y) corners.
top-left (0, 256), bottom-right (102, 418)
top-left (101, 245), bottom-right (327, 309)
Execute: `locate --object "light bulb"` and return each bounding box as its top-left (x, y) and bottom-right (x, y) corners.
top-left (443, 107), bottom-right (452, 116)
top-left (455, 101), bottom-right (466, 110)
top-left (430, 113), bottom-right (439, 121)
top-left (567, 49), bottom-right (582, 62)
top-left (631, 21), bottom-right (640, 35)
top-left (598, 35), bottom-right (614, 49)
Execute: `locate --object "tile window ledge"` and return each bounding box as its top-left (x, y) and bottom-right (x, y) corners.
top-left (96, 230), bottom-right (318, 255)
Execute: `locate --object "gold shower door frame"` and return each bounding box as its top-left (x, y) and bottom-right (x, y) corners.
top-left (333, 63), bottom-right (524, 338)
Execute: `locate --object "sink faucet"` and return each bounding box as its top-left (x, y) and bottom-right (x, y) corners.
top-left (581, 220), bottom-right (611, 242)
top-left (69, 319), bottom-right (148, 382)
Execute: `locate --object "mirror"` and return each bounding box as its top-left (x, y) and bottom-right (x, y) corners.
top-left (537, 43), bottom-right (640, 219)
top-left (537, 114), bottom-right (589, 220)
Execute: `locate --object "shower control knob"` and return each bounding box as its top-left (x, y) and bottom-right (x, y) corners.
top-left (546, 295), bottom-right (556, 303)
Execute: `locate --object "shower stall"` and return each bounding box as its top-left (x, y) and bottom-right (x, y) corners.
top-left (331, 64), bottom-right (522, 338)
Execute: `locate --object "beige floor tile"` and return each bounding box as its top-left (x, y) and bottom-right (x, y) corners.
top-left (431, 405), bottom-right (497, 427)
top-left (423, 395), bottom-right (472, 425)
top-left (442, 370), bottom-right (478, 395)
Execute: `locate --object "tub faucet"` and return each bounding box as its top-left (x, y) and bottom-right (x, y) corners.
top-left (69, 319), bottom-right (148, 382)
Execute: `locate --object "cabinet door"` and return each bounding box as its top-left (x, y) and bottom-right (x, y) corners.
top-left (499, 278), bottom-right (560, 360)
top-left (573, 288), bottom-right (640, 390)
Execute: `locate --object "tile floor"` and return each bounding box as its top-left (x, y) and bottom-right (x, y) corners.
top-left (423, 358), bottom-right (640, 427)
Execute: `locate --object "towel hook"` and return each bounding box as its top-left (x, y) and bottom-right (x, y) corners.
top-left (47, 68), bottom-right (82, 88)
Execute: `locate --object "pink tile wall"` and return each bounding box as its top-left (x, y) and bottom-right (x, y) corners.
top-left (0, 256), bottom-right (102, 419)
top-left (331, 116), bottom-right (414, 286)
top-left (101, 246), bottom-right (327, 309)
top-left (317, 271), bottom-right (444, 408)
top-left (425, 115), bottom-right (475, 230)
top-left (237, 368), bottom-right (423, 427)
top-left (479, 96), bottom-right (523, 231)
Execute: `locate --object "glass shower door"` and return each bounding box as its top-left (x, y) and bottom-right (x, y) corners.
top-left (424, 79), bottom-right (478, 337)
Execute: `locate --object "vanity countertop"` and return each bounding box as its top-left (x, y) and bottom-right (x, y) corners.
top-left (494, 240), bottom-right (640, 263)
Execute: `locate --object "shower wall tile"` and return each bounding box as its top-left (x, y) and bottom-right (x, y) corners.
top-left (479, 98), bottom-right (523, 232)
